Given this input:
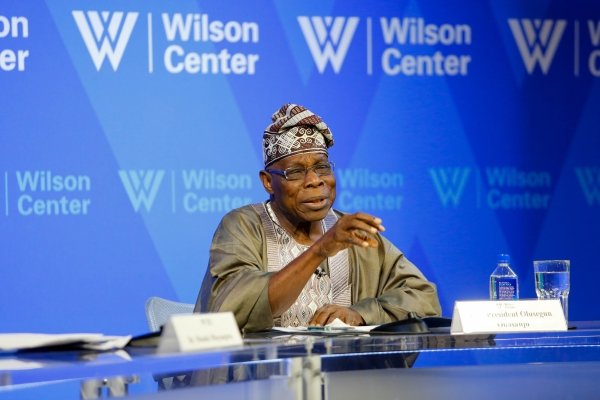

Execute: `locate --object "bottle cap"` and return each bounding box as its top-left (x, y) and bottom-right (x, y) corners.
top-left (497, 253), bottom-right (510, 263)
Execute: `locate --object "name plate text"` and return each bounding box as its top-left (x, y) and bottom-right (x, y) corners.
top-left (451, 299), bottom-right (567, 334)
top-left (157, 312), bottom-right (243, 353)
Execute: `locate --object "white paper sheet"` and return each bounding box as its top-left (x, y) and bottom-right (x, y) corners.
top-left (0, 333), bottom-right (131, 352)
top-left (272, 318), bottom-right (378, 333)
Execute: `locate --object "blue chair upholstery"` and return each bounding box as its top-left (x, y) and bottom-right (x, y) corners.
top-left (144, 296), bottom-right (195, 332)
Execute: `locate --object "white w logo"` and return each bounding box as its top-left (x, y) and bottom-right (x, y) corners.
top-left (72, 10), bottom-right (138, 71)
top-left (119, 170), bottom-right (165, 212)
top-left (298, 16), bottom-right (359, 74)
top-left (429, 168), bottom-right (471, 207)
top-left (575, 168), bottom-right (600, 206)
top-left (508, 18), bottom-right (567, 75)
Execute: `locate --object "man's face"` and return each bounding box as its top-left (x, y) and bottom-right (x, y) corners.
top-left (261, 152), bottom-right (336, 226)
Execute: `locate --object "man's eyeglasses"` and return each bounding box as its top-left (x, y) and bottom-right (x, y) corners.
top-left (266, 162), bottom-right (335, 181)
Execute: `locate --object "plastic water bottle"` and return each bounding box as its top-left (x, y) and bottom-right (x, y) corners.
top-left (489, 254), bottom-right (519, 300)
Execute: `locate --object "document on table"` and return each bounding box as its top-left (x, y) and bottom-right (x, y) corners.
top-left (272, 318), bottom-right (378, 333)
top-left (0, 333), bottom-right (132, 352)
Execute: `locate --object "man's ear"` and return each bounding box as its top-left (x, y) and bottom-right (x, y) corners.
top-left (259, 170), bottom-right (274, 195)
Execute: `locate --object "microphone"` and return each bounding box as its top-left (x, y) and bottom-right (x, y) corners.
top-left (314, 267), bottom-right (326, 278)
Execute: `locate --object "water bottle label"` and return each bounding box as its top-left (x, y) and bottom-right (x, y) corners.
top-left (491, 277), bottom-right (518, 300)
top-left (497, 280), bottom-right (516, 299)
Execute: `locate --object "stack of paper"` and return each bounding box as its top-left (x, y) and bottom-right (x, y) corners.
top-left (0, 333), bottom-right (131, 352)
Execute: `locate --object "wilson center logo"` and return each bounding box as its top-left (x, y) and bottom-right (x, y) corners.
top-left (508, 18), bottom-right (567, 74)
top-left (72, 10), bottom-right (139, 71)
top-left (575, 167), bottom-right (600, 206)
top-left (118, 170), bottom-right (165, 212)
top-left (297, 16), bottom-right (359, 73)
top-left (429, 167), bottom-right (471, 207)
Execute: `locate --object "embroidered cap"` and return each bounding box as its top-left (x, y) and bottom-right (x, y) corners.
top-left (263, 104), bottom-right (334, 167)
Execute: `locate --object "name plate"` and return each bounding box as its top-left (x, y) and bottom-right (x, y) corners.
top-left (157, 312), bottom-right (243, 353)
top-left (451, 299), bottom-right (567, 334)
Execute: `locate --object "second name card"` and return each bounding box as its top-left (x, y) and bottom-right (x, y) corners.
top-left (451, 299), bottom-right (567, 334)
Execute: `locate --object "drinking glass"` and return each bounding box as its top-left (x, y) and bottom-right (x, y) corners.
top-left (533, 260), bottom-right (570, 322)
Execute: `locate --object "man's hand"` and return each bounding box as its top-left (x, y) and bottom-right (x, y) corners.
top-left (309, 304), bottom-right (366, 326)
top-left (314, 212), bottom-right (385, 258)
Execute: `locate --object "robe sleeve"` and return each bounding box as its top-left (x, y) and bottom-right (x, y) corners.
top-left (199, 206), bottom-right (274, 332)
top-left (349, 234), bottom-right (442, 324)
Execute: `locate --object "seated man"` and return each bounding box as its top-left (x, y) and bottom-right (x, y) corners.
top-left (196, 104), bottom-right (441, 332)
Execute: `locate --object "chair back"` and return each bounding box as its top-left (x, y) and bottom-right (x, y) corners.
top-left (145, 296), bottom-right (195, 332)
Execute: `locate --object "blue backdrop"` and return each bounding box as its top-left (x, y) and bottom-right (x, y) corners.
top-left (1, 0), bottom-right (599, 336)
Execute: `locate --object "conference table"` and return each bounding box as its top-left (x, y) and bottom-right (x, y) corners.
top-left (2, 322), bottom-right (600, 399)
